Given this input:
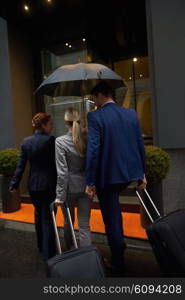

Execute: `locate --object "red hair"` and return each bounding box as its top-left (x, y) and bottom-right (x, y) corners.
top-left (32, 113), bottom-right (51, 129)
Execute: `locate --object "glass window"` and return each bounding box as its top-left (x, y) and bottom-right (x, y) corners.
top-left (114, 57), bottom-right (153, 145)
top-left (45, 96), bottom-right (95, 137)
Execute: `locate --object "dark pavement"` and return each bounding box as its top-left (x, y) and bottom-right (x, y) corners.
top-left (0, 226), bottom-right (161, 278)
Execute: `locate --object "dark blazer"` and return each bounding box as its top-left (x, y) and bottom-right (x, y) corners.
top-left (86, 102), bottom-right (146, 189)
top-left (9, 131), bottom-right (57, 192)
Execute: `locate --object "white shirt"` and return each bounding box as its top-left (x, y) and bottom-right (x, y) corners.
top-left (101, 100), bottom-right (115, 108)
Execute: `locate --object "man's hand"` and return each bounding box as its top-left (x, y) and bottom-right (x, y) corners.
top-left (137, 175), bottom-right (147, 190)
top-left (85, 185), bottom-right (96, 199)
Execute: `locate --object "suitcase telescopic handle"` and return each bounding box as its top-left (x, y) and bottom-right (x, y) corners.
top-left (63, 201), bottom-right (78, 249)
top-left (50, 201), bottom-right (78, 254)
top-left (136, 188), bottom-right (161, 223)
top-left (50, 202), bottom-right (62, 254)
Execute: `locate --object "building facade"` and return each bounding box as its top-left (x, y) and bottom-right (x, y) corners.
top-left (0, 0), bottom-right (185, 212)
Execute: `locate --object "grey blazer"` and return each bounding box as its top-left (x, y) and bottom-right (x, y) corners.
top-left (55, 131), bottom-right (86, 201)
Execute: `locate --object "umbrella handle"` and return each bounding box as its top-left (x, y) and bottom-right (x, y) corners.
top-left (81, 96), bottom-right (87, 128)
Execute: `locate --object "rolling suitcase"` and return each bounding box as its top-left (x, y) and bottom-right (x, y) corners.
top-left (46, 201), bottom-right (105, 278)
top-left (136, 188), bottom-right (185, 275)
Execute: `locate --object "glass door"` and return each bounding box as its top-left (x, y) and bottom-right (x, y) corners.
top-left (45, 96), bottom-right (95, 137)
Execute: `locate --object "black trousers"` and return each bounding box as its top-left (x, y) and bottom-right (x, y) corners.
top-left (97, 183), bottom-right (129, 266)
top-left (29, 190), bottom-right (56, 261)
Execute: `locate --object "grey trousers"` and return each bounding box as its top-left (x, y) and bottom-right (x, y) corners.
top-left (62, 193), bottom-right (92, 249)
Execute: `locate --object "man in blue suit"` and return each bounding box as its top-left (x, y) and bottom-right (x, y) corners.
top-left (85, 81), bottom-right (147, 271)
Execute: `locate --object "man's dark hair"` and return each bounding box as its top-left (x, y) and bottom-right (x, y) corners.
top-left (91, 81), bottom-right (114, 98)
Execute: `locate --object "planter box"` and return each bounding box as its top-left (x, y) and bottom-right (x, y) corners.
top-left (0, 175), bottom-right (21, 213)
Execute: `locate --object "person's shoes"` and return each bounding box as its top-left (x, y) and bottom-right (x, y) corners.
top-left (103, 257), bottom-right (127, 277)
top-left (102, 257), bottom-right (112, 268)
top-left (43, 262), bottom-right (50, 277)
top-left (102, 257), bottom-right (114, 277)
top-left (111, 262), bottom-right (127, 276)
top-left (123, 241), bottom-right (127, 251)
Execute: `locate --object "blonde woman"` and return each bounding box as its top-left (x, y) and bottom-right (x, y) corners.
top-left (55, 107), bottom-right (92, 249)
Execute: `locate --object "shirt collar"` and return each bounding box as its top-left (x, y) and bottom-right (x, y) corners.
top-left (101, 100), bottom-right (115, 108)
top-left (67, 130), bottom-right (72, 136)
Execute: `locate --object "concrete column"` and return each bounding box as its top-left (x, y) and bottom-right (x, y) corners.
top-left (0, 18), bottom-right (15, 150)
top-left (163, 149), bottom-right (185, 214)
top-left (146, 0), bottom-right (185, 212)
top-left (146, 0), bottom-right (185, 148)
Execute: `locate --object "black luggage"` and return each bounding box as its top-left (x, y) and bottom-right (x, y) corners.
top-left (46, 201), bottom-right (105, 278)
top-left (136, 188), bottom-right (185, 276)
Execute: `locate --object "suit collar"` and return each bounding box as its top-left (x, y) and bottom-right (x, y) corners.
top-left (34, 130), bottom-right (48, 136)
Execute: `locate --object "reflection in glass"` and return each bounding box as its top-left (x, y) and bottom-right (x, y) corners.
top-left (45, 96), bottom-right (95, 137)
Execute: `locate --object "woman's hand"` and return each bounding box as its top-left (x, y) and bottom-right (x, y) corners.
top-left (9, 189), bottom-right (17, 194)
top-left (85, 185), bottom-right (96, 199)
top-left (55, 199), bottom-right (64, 206)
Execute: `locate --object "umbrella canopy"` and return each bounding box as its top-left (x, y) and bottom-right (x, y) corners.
top-left (36, 63), bottom-right (127, 97)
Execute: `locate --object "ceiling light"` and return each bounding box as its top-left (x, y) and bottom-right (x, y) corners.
top-left (24, 5), bottom-right (29, 11)
top-left (69, 45), bottom-right (72, 48)
top-left (133, 57), bottom-right (138, 62)
top-left (82, 38), bottom-right (86, 42)
top-left (65, 43), bottom-right (69, 46)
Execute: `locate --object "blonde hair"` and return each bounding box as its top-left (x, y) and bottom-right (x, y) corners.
top-left (64, 107), bottom-right (86, 157)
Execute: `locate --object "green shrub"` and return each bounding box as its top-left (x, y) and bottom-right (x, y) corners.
top-left (0, 148), bottom-right (20, 176)
top-left (145, 146), bottom-right (171, 184)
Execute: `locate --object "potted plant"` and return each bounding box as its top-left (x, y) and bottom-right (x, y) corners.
top-left (0, 148), bottom-right (21, 213)
top-left (140, 145), bottom-right (171, 228)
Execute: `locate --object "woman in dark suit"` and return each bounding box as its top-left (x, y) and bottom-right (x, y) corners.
top-left (9, 113), bottom-right (57, 261)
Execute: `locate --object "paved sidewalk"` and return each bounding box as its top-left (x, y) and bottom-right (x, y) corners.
top-left (0, 226), bottom-right (160, 278)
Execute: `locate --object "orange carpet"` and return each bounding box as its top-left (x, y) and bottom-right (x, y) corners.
top-left (0, 204), bottom-right (147, 240)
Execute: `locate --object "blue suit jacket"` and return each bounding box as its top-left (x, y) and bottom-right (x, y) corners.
top-left (10, 131), bottom-right (57, 192)
top-left (86, 103), bottom-right (146, 189)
